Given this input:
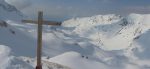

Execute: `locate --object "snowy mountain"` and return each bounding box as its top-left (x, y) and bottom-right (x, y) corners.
top-left (0, 0), bottom-right (22, 20)
top-left (0, 0), bottom-right (71, 68)
top-left (1, 6), bottom-right (150, 69)
top-left (60, 14), bottom-right (150, 69)
top-left (62, 14), bottom-right (150, 51)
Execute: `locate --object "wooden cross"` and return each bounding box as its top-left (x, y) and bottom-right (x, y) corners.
top-left (22, 11), bottom-right (61, 69)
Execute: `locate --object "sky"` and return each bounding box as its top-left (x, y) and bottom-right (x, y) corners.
top-left (5, 0), bottom-right (150, 21)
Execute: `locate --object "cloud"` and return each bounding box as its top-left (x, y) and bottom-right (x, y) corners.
top-left (5, 0), bottom-right (32, 10)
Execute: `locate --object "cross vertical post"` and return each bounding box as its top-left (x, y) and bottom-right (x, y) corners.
top-left (36, 11), bottom-right (43, 69)
top-left (22, 11), bottom-right (61, 69)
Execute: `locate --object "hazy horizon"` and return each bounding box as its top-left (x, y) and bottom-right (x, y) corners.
top-left (5, 0), bottom-right (150, 21)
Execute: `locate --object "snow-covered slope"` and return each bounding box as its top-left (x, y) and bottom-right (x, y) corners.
top-left (0, 45), bottom-right (11, 69)
top-left (0, 0), bottom-right (22, 20)
top-left (1, 13), bottom-right (150, 69)
top-left (0, 0), bottom-right (74, 68)
top-left (49, 51), bottom-right (109, 69)
top-left (59, 14), bottom-right (150, 69)
top-left (0, 45), bottom-right (72, 69)
top-left (62, 14), bottom-right (150, 51)
top-left (0, 20), bottom-right (36, 57)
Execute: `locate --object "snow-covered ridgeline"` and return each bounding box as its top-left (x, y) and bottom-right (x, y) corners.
top-left (62, 13), bottom-right (150, 51)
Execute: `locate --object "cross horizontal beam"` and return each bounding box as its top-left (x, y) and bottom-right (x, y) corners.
top-left (22, 20), bottom-right (61, 26)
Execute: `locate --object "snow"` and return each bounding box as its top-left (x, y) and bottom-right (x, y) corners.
top-left (62, 13), bottom-right (150, 51)
top-left (56, 14), bottom-right (150, 69)
top-left (0, 13), bottom-right (149, 69)
top-left (49, 51), bottom-right (109, 69)
top-left (0, 45), bottom-right (11, 69)
top-left (0, 45), bottom-right (71, 69)
top-left (0, 21), bottom-right (36, 57)
top-left (1, 2), bottom-right (150, 68)
top-left (134, 30), bottom-right (150, 59)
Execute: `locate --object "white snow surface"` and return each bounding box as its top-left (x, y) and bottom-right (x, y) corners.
top-left (0, 45), bottom-right (11, 69)
top-left (0, 20), bottom-right (36, 57)
top-left (1, 13), bottom-right (150, 69)
top-left (49, 51), bottom-right (109, 69)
